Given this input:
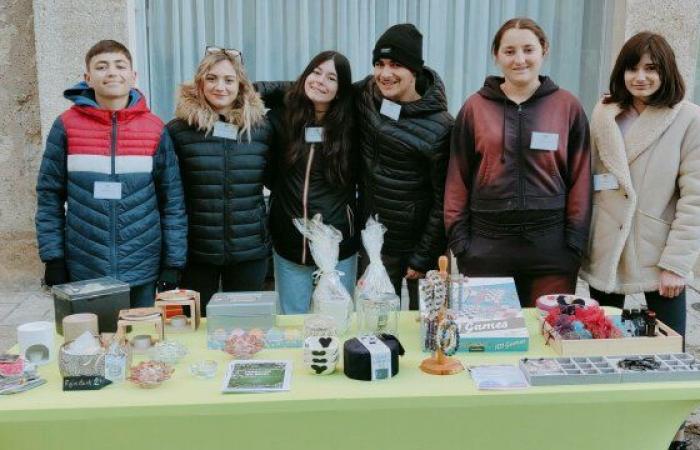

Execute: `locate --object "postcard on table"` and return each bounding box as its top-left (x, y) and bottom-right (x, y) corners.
top-left (222, 360), bottom-right (292, 393)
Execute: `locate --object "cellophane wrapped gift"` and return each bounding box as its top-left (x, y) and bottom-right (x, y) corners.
top-left (355, 215), bottom-right (396, 304)
top-left (293, 214), bottom-right (352, 334)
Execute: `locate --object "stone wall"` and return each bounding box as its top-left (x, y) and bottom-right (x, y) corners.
top-left (623, 0), bottom-right (700, 99)
top-left (0, 0), bottom-right (130, 290)
top-left (0, 0), bottom-right (42, 289)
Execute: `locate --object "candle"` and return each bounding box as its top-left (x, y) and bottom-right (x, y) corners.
top-left (170, 315), bottom-right (188, 329)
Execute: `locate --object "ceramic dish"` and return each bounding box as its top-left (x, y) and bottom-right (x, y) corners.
top-left (128, 360), bottom-right (174, 388)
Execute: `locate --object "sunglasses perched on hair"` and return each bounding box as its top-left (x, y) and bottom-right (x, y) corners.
top-left (205, 46), bottom-right (244, 64)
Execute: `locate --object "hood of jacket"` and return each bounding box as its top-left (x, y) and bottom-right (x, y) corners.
top-left (478, 75), bottom-right (559, 103)
top-left (174, 82), bottom-right (266, 133)
top-left (363, 66), bottom-right (449, 117)
top-left (63, 81), bottom-right (149, 124)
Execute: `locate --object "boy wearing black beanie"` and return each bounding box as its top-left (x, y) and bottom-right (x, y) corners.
top-left (356, 23), bottom-right (453, 309)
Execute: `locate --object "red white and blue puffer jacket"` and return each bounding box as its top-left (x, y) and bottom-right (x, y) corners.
top-left (35, 83), bottom-right (187, 286)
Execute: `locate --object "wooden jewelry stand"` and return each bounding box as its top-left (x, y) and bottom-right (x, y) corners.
top-left (420, 256), bottom-right (464, 375)
top-left (154, 289), bottom-right (201, 332)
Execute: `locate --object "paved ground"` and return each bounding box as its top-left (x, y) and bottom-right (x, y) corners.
top-left (2, 279), bottom-right (700, 447)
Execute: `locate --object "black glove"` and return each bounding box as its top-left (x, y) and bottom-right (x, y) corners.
top-left (44, 259), bottom-right (68, 287)
top-left (156, 268), bottom-right (180, 292)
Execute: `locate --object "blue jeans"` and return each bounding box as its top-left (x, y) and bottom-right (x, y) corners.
top-left (274, 251), bottom-right (357, 314)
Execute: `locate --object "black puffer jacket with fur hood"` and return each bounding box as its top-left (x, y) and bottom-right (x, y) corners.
top-left (167, 88), bottom-right (274, 265)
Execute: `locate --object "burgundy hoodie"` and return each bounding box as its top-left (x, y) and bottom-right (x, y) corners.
top-left (444, 76), bottom-right (591, 257)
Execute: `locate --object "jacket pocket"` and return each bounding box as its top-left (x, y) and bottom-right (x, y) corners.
top-left (636, 210), bottom-right (671, 268)
top-left (476, 152), bottom-right (491, 188)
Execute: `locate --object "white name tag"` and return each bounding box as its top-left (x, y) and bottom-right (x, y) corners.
top-left (358, 335), bottom-right (392, 381)
top-left (94, 182), bottom-right (122, 200)
top-left (380, 99), bottom-right (402, 121)
top-left (530, 132), bottom-right (559, 151)
top-left (305, 127), bottom-right (323, 143)
top-left (593, 173), bottom-right (620, 191)
top-left (213, 121), bottom-right (239, 140)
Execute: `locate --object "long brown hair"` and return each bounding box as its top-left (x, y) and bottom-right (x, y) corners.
top-left (604, 31), bottom-right (685, 108)
top-left (283, 51), bottom-right (355, 186)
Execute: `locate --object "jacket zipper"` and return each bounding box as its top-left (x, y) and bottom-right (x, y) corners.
top-left (223, 135), bottom-right (230, 263)
top-left (346, 204), bottom-right (354, 237)
top-left (110, 112), bottom-right (118, 278)
top-left (517, 104), bottom-right (524, 209)
top-left (301, 144), bottom-right (316, 264)
top-left (367, 123), bottom-right (380, 217)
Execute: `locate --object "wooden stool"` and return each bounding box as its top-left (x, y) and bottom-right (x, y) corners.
top-left (154, 289), bottom-right (201, 333)
top-left (116, 308), bottom-right (164, 348)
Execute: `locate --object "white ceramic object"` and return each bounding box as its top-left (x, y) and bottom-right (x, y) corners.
top-left (17, 321), bottom-right (55, 366)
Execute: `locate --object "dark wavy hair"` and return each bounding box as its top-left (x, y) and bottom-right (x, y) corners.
top-left (604, 32), bottom-right (685, 108)
top-left (283, 51), bottom-right (354, 186)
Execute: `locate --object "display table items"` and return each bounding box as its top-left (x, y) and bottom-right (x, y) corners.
top-left (154, 289), bottom-right (201, 333)
top-left (206, 291), bottom-right (276, 350)
top-left (421, 276), bottom-right (529, 353)
top-left (539, 297), bottom-right (682, 356)
top-left (116, 308), bottom-right (165, 353)
top-left (419, 256), bottom-right (463, 375)
top-left (52, 277), bottom-right (130, 334)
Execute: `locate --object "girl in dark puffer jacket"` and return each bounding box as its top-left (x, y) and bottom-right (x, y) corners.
top-left (167, 48), bottom-right (274, 310)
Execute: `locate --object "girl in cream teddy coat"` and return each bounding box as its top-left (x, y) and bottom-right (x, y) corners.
top-left (581, 32), bottom-right (700, 345)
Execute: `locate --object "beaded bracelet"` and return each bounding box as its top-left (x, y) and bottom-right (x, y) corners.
top-left (436, 319), bottom-right (460, 356)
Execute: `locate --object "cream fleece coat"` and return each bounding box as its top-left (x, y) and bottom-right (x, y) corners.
top-left (580, 99), bottom-right (700, 294)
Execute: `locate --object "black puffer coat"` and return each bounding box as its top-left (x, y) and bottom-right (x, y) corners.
top-left (355, 67), bottom-right (453, 272)
top-left (167, 92), bottom-right (273, 265)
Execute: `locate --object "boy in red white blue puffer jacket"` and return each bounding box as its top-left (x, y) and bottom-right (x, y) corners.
top-left (35, 39), bottom-right (187, 307)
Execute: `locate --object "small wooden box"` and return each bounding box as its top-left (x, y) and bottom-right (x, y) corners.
top-left (541, 316), bottom-right (682, 357)
top-left (154, 289), bottom-right (201, 333)
top-left (116, 307), bottom-right (165, 347)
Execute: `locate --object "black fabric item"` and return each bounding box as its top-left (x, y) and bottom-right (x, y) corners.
top-left (180, 259), bottom-right (269, 313)
top-left (44, 259), bottom-right (68, 287)
top-left (166, 118), bottom-right (273, 266)
top-left (265, 109), bottom-right (359, 266)
top-left (343, 334), bottom-right (405, 381)
top-left (589, 287), bottom-right (687, 341)
top-left (156, 268), bottom-right (180, 292)
top-left (355, 67), bottom-right (453, 273)
top-left (372, 23), bottom-right (424, 72)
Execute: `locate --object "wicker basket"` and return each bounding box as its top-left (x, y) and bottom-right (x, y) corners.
top-left (58, 340), bottom-right (106, 377)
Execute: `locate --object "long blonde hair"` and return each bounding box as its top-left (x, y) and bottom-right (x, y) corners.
top-left (176, 52), bottom-right (265, 141)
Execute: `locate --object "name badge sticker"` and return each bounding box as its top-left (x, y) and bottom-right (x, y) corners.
top-left (213, 121), bottom-right (239, 140)
top-left (305, 127), bottom-right (324, 143)
top-left (530, 132), bottom-right (559, 151)
top-left (593, 173), bottom-right (620, 191)
top-left (380, 99), bottom-right (402, 121)
top-left (94, 182), bottom-right (122, 200)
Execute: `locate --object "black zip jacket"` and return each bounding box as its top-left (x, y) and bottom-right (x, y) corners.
top-left (266, 109), bottom-right (359, 265)
top-left (355, 67), bottom-right (453, 273)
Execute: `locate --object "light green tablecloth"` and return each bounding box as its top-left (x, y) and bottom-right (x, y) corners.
top-left (0, 310), bottom-right (698, 450)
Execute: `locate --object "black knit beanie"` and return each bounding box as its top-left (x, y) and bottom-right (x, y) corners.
top-left (372, 23), bottom-right (424, 73)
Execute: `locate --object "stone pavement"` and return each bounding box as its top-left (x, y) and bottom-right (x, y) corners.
top-left (2, 280), bottom-right (700, 447)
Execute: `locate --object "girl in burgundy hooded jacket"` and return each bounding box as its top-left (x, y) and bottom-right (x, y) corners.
top-left (444, 18), bottom-right (591, 306)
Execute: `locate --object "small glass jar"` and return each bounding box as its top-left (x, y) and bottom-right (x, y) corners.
top-left (356, 292), bottom-right (400, 336)
top-left (303, 314), bottom-right (337, 340)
